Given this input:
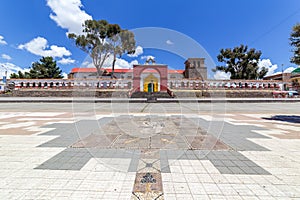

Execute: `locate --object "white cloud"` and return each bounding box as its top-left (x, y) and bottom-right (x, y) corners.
top-left (1, 54), bottom-right (11, 60)
top-left (127, 46), bottom-right (143, 57)
top-left (46, 0), bottom-right (92, 35)
top-left (214, 71), bottom-right (231, 80)
top-left (0, 62), bottom-right (29, 77)
top-left (62, 72), bottom-right (68, 79)
top-left (115, 59), bottom-right (138, 69)
top-left (81, 61), bottom-right (94, 68)
top-left (103, 56), bottom-right (138, 69)
top-left (166, 40), bottom-right (174, 45)
top-left (0, 35), bottom-right (7, 45)
top-left (258, 59), bottom-right (278, 77)
top-left (18, 37), bottom-right (71, 58)
top-left (284, 67), bottom-right (296, 73)
top-left (81, 57), bottom-right (138, 70)
top-left (58, 57), bottom-right (75, 65)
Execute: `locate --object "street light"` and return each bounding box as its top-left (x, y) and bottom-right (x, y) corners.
top-left (1, 64), bottom-right (8, 90)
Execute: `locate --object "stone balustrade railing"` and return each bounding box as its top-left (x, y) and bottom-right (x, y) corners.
top-left (8, 78), bottom-right (287, 90)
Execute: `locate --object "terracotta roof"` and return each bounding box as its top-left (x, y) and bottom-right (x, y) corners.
top-left (168, 70), bottom-right (185, 73)
top-left (71, 68), bottom-right (97, 73)
top-left (70, 68), bottom-right (184, 74)
top-left (70, 68), bottom-right (132, 73)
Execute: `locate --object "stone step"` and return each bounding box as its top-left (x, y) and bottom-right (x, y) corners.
top-left (130, 91), bottom-right (173, 98)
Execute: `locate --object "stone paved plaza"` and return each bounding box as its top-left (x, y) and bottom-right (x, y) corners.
top-left (0, 102), bottom-right (300, 199)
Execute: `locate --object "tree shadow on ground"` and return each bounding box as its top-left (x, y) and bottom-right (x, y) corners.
top-left (262, 115), bottom-right (300, 124)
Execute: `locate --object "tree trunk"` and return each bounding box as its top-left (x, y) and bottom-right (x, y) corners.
top-left (111, 55), bottom-right (116, 79)
top-left (96, 67), bottom-right (101, 78)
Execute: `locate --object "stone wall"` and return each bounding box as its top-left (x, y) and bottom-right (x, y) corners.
top-left (11, 89), bottom-right (129, 98)
top-left (9, 89), bottom-right (273, 98)
top-left (174, 90), bottom-right (273, 98)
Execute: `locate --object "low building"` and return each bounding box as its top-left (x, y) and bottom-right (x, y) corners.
top-left (69, 68), bottom-right (185, 80)
top-left (263, 72), bottom-right (291, 82)
top-left (290, 68), bottom-right (300, 91)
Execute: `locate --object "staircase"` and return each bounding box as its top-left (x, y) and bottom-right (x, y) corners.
top-left (130, 91), bottom-right (173, 98)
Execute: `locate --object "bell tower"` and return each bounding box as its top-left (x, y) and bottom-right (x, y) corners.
top-left (184, 58), bottom-right (207, 80)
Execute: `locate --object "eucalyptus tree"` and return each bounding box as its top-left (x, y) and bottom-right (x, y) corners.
top-left (68, 19), bottom-right (136, 78)
top-left (214, 45), bottom-right (267, 79)
top-left (107, 27), bottom-right (136, 78)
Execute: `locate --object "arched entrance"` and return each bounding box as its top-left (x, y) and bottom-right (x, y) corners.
top-left (142, 71), bottom-right (160, 92)
top-left (133, 60), bottom-right (168, 92)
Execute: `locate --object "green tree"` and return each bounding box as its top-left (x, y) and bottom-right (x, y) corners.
top-left (214, 45), bottom-right (267, 79)
top-left (290, 23), bottom-right (300, 65)
top-left (28, 57), bottom-right (63, 79)
top-left (107, 27), bottom-right (136, 78)
top-left (10, 57), bottom-right (63, 79)
top-left (68, 19), bottom-right (136, 78)
top-left (10, 72), bottom-right (19, 78)
top-left (68, 20), bottom-right (111, 77)
top-left (10, 71), bottom-right (30, 79)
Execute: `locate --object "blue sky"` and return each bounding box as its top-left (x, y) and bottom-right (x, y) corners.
top-left (0, 0), bottom-right (300, 79)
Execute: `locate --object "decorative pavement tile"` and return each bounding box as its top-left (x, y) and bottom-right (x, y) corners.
top-left (1, 110), bottom-right (295, 200)
top-left (131, 172), bottom-right (163, 200)
top-left (29, 114), bottom-right (276, 199)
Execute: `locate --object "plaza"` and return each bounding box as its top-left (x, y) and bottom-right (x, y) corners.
top-left (0, 101), bottom-right (299, 199)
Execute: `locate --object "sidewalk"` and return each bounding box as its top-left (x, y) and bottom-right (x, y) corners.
top-left (0, 97), bottom-right (300, 103)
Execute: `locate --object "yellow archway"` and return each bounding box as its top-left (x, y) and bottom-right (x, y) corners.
top-left (143, 73), bottom-right (159, 92)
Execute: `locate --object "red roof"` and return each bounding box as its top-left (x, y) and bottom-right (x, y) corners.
top-left (71, 68), bottom-right (132, 73)
top-left (71, 68), bottom-right (97, 73)
top-left (70, 68), bottom-right (184, 74)
top-left (168, 70), bottom-right (185, 73)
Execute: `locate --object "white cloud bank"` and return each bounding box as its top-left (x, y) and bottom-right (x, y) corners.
top-left (257, 59), bottom-right (296, 75)
top-left (0, 62), bottom-right (29, 77)
top-left (110, 58), bottom-right (138, 69)
top-left (258, 59), bottom-right (278, 77)
top-left (62, 72), bottom-right (68, 79)
top-left (214, 59), bottom-right (280, 79)
top-left (284, 67), bottom-right (296, 73)
top-left (214, 71), bottom-right (231, 80)
top-left (82, 56), bottom-right (138, 70)
top-left (127, 46), bottom-right (143, 58)
top-left (0, 35), bottom-right (7, 45)
top-left (58, 57), bottom-right (75, 65)
top-left (18, 37), bottom-right (71, 58)
top-left (46, 0), bottom-right (92, 35)
top-left (102, 56), bottom-right (138, 69)
top-left (1, 54), bottom-right (11, 60)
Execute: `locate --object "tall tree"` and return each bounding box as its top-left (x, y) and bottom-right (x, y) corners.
top-left (68, 19), bottom-right (136, 78)
top-left (10, 73), bottom-right (19, 79)
top-left (28, 57), bottom-right (63, 79)
top-left (10, 57), bottom-right (63, 79)
top-left (68, 20), bottom-right (112, 77)
top-left (107, 27), bottom-right (136, 78)
top-left (290, 23), bottom-right (300, 65)
top-left (214, 45), bottom-right (267, 79)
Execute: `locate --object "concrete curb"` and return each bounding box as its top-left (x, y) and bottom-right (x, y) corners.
top-left (0, 97), bottom-right (300, 103)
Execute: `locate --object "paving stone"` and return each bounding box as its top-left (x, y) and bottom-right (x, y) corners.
top-left (4, 108), bottom-right (294, 199)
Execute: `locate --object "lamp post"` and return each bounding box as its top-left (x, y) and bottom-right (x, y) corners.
top-left (1, 64), bottom-right (8, 90)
